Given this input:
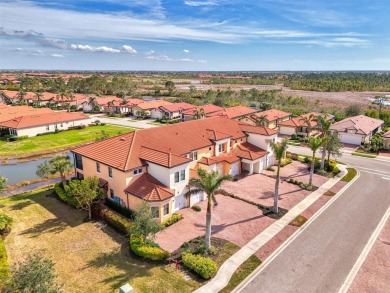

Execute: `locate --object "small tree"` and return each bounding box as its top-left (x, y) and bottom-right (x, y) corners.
top-left (370, 133), bottom-right (384, 153)
top-left (345, 104), bottom-right (361, 117)
top-left (165, 80), bottom-right (175, 95)
top-left (307, 137), bottom-right (324, 187)
top-left (270, 139), bottom-right (289, 214)
top-left (64, 177), bottom-right (101, 220)
top-left (0, 176), bottom-right (7, 193)
top-left (299, 114), bottom-right (315, 136)
top-left (317, 115), bottom-right (332, 171)
top-left (326, 132), bottom-right (342, 163)
top-left (372, 96), bottom-right (388, 116)
top-left (132, 201), bottom-right (163, 242)
top-left (49, 155), bottom-right (73, 187)
top-left (6, 253), bottom-right (61, 293)
top-left (256, 115), bottom-right (269, 127)
top-left (0, 211), bottom-right (13, 234)
top-left (193, 108), bottom-right (206, 120)
top-left (36, 161), bottom-right (51, 189)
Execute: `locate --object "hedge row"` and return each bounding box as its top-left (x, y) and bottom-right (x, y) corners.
top-left (163, 213), bottom-right (183, 228)
top-left (100, 208), bottom-right (134, 236)
top-left (130, 235), bottom-right (170, 261)
top-left (105, 198), bottom-right (135, 220)
top-left (0, 237), bottom-right (9, 286)
top-left (181, 252), bottom-right (218, 279)
top-left (55, 186), bottom-right (77, 207)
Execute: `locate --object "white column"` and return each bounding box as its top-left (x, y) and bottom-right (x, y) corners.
top-left (249, 163), bottom-right (254, 174)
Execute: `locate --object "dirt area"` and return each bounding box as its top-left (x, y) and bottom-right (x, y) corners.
top-left (349, 217), bottom-right (390, 293)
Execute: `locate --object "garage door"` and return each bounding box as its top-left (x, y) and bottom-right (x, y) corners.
top-left (173, 194), bottom-right (186, 211)
top-left (279, 126), bottom-right (296, 136)
top-left (339, 133), bottom-right (362, 145)
top-left (217, 165), bottom-right (223, 176)
top-left (191, 191), bottom-right (204, 206)
top-left (231, 163), bottom-right (239, 176)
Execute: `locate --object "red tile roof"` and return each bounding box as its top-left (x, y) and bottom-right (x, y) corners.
top-left (207, 106), bottom-right (259, 119)
top-left (383, 130), bottom-right (390, 138)
top-left (139, 146), bottom-right (191, 168)
top-left (0, 106), bottom-right (53, 123)
top-left (0, 112), bottom-right (89, 129)
top-left (210, 152), bottom-right (240, 164)
top-left (182, 104), bottom-right (223, 116)
top-left (136, 100), bottom-right (173, 110)
top-left (253, 109), bottom-right (291, 121)
top-left (278, 112), bottom-right (326, 128)
top-left (234, 142), bottom-right (268, 160)
top-left (198, 157), bottom-right (218, 166)
top-left (330, 115), bottom-right (384, 135)
top-left (159, 102), bottom-right (196, 113)
top-left (124, 173), bottom-right (174, 202)
top-left (238, 123), bottom-right (279, 136)
top-left (206, 129), bottom-right (232, 141)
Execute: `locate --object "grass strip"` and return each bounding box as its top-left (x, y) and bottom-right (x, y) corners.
top-left (341, 168), bottom-right (357, 182)
top-left (351, 152), bottom-right (377, 158)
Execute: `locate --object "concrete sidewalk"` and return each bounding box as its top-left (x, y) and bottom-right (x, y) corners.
top-left (195, 164), bottom-right (348, 293)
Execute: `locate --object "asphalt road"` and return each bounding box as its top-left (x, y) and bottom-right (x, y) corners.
top-left (237, 146), bottom-right (390, 293)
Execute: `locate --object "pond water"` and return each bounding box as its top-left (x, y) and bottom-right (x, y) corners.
top-left (0, 152), bottom-right (74, 185)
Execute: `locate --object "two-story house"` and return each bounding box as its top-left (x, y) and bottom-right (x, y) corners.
top-left (71, 117), bottom-right (278, 223)
top-left (240, 109), bottom-right (292, 129)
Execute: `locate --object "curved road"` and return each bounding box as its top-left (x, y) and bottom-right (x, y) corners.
top-left (236, 146), bottom-right (390, 293)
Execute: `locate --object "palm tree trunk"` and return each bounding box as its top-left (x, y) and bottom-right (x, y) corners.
top-left (273, 162), bottom-right (281, 214)
top-left (211, 194), bottom-right (218, 206)
top-left (205, 196), bottom-right (212, 251)
top-left (61, 173), bottom-right (66, 188)
top-left (88, 205), bottom-right (92, 220)
top-left (309, 151), bottom-right (315, 187)
top-left (320, 143), bottom-right (327, 171)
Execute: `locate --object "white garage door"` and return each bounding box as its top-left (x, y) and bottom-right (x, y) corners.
top-left (339, 133), bottom-right (362, 145)
top-left (173, 194), bottom-right (186, 211)
top-left (279, 126), bottom-right (296, 136)
top-left (231, 163), bottom-right (239, 176)
top-left (151, 110), bottom-right (163, 119)
top-left (191, 191), bottom-right (204, 206)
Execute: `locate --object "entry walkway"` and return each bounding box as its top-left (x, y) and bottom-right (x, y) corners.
top-left (195, 164), bottom-right (348, 293)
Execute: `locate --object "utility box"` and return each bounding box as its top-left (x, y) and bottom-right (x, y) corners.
top-left (119, 283), bottom-right (134, 293)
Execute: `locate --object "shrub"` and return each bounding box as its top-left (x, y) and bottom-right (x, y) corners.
top-left (7, 135), bottom-right (28, 142)
top-left (105, 198), bottom-right (135, 220)
top-left (191, 205), bottom-right (202, 212)
top-left (280, 158), bottom-right (292, 167)
top-left (288, 153), bottom-right (299, 160)
top-left (0, 237), bottom-right (10, 287)
top-left (55, 186), bottom-right (77, 207)
top-left (266, 166), bottom-right (275, 171)
top-left (291, 133), bottom-right (298, 140)
top-left (163, 213), bottom-right (183, 227)
top-left (68, 125), bottom-right (86, 130)
top-left (130, 235), bottom-right (170, 261)
top-left (100, 208), bottom-right (134, 236)
top-left (0, 212), bottom-right (13, 235)
top-left (181, 252), bottom-right (218, 279)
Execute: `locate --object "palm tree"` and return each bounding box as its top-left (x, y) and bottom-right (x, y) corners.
top-left (255, 115), bottom-right (269, 127)
top-left (299, 114), bottom-right (315, 136)
top-left (36, 161), bottom-right (51, 189)
top-left (270, 139), bottom-right (289, 214)
top-left (49, 155), bottom-right (73, 187)
top-left (193, 108), bottom-right (206, 120)
top-left (16, 90), bottom-right (26, 104)
top-left (372, 96), bottom-right (388, 116)
top-left (34, 90), bottom-right (43, 106)
top-left (186, 169), bottom-right (232, 251)
top-left (107, 99), bottom-right (116, 113)
top-left (316, 115), bottom-right (332, 171)
top-left (307, 137), bottom-right (324, 187)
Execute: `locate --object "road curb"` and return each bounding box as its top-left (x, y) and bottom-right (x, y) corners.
top-left (233, 166), bottom-right (360, 292)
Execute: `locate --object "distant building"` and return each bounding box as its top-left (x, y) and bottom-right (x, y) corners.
top-left (278, 112), bottom-right (332, 136)
top-left (240, 109), bottom-right (292, 129)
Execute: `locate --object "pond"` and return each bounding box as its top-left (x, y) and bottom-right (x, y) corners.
top-left (0, 152), bottom-right (74, 185)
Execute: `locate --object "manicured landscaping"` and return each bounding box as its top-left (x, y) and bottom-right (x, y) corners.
top-left (289, 215), bottom-right (308, 227)
top-left (351, 152), bottom-right (377, 158)
top-left (0, 125), bottom-right (135, 158)
top-left (341, 168), bottom-right (358, 182)
top-left (323, 190), bottom-right (336, 196)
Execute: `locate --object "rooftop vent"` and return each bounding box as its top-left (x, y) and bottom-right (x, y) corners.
top-left (120, 137), bottom-right (126, 141)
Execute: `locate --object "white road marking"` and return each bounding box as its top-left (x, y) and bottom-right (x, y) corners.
top-left (339, 204), bottom-right (390, 293)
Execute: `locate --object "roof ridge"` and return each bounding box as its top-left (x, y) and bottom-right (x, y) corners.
top-left (124, 131), bottom-right (137, 170)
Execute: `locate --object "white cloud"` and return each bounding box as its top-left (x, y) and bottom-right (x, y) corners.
top-left (121, 45), bottom-right (137, 54)
top-left (70, 44), bottom-right (120, 53)
top-left (184, 1), bottom-right (218, 6)
top-left (183, 49), bottom-right (190, 53)
top-left (51, 54), bottom-right (64, 58)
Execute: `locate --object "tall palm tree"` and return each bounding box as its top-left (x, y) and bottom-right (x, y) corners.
top-left (186, 169), bottom-right (232, 251)
top-left (299, 113), bottom-right (315, 136)
top-left (270, 139), bottom-right (289, 214)
top-left (255, 115), bottom-right (269, 127)
top-left (107, 99), bottom-right (116, 113)
top-left (34, 90), bottom-right (43, 106)
top-left (16, 90), bottom-right (26, 104)
top-left (49, 155), bottom-right (73, 187)
top-left (307, 137), bottom-right (324, 187)
top-left (317, 115), bottom-right (332, 170)
top-left (372, 95), bottom-right (388, 116)
top-left (193, 108), bottom-right (206, 120)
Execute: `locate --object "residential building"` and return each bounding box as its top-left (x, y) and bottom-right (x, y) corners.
top-left (240, 109), bottom-right (292, 129)
top-left (182, 104), bottom-right (223, 121)
top-left (0, 105), bottom-right (53, 123)
top-left (383, 130), bottom-right (390, 149)
top-left (207, 105), bottom-right (259, 120)
top-left (71, 117), bottom-right (278, 223)
top-left (0, 112), bottom-right (90, 137)
top-left (330, 115), bottom-right (384, 145)
top-left (132, 100), bottom-right (173, 118)
top-left (159, 102), bottom-right (196, 120)
top-left (278, 112), bottom-right (332, 136)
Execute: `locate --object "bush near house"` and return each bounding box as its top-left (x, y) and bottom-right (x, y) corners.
top-left (181, 252), bottom-right (218, 280)
top-left (129, 235), bottom-right (170, 261)
top-left (105, 198), bottom-right (135, 220)
top-left (280, 158), bottom-right (292, 167)
top-left (191, 205), bottom-right (202, 212)
top-left (100, 208), bottom-right (134, 236)
top-left (55, 186), bottom-right (77, 207)
top-left (163, 213), bottom-right (183, 227)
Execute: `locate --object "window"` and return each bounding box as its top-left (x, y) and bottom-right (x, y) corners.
top-left (151, 207), bottom-right (159, 219)
top-left (138, 168), bottom-right (143, 174)
top-left (60, 123), bottom-right (63, 127)
top-left (163, 203), bottom-right (169, 216)
top-left (134, 168), bottom-right (143, 175)
top-left (180, 170), bottom-right (185, 180)
top-left (110, 188), bottom-right (114, 199)
top-left (108, 167), bottom-right (113, 178)
top-left (218, 143), bottom-right (225, 153)
top-left (188, 151), bottom-right (198, 161)
top-left (235, 140), bottom-right (237, 143)
top-left (174, 171), bottom-right (180, 183)
top-left (96, 162), bottom-right (100, 173)
top-left (46, 125), bottom-right (49, 130)
top-left (75, 154), bottom-right (83, 170)
top-left (209, 147), bottom-right (212, 151)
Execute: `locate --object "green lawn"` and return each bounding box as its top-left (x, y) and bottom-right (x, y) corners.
top-left (0, 189), bottom-right (260, 292)
top-left (341, 168), bottom-right (358, 182)
top-left (0, 125), bottom-right (135, 158)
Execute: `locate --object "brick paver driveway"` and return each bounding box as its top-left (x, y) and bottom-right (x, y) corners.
top-left (156, 196), bottom-right (275, 253)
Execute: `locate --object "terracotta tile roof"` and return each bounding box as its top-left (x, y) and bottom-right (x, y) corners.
top-left (383, 130), bottom-right (390, 138)
top-left (207, 106), bottom-right (259, 119)
top-left (190, 168), bottom-right (200, 179)
top-left (238, 122), bottom-right (279, 136)
top-left (330, 115), bottom-right (384, 135)
top-left (182, 104), bottom-right (223, 116)
top-left (198, 157), bottom-right (218, 165)
top-left (139, 146), bottom-right (191, 167)
top-left (124, 173), bottom-right (174, 202)
top-left (210, 152), bottom-right (240, 164)
top-left (278, 112), bottom-right (325, 128)
top-left (136, 100), bottom-right (173, 110)
top-left (0, 106), bottom-right (53, 123)
top-left (73, 117), bottom-right (249, 171)
top-left (0, 90), bottom-right (36, 101)
top-left (0, 103), bottom-right (8, 109)
top-left (159, 102), bottom-right (196, 113)
top-left (0, 112), bottom-right (89, 129)
top-left (206, 129), bottom-right (232, 141)
top-left (253, 109), bottom-right (291, 121)
top-left (234, 142), bottom-right (268, 160)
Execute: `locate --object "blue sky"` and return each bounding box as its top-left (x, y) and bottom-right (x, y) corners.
top-left (0, 0), bottom-right (389, 71)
